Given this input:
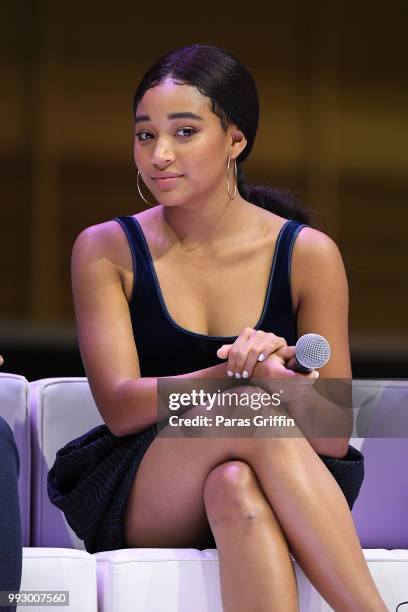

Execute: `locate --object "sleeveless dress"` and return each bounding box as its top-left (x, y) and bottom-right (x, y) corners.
top-left (47, 215), bottom-right (365, 553)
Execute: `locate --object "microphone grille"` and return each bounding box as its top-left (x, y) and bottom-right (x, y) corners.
top-left (295, 333), bottom-right (331, 369)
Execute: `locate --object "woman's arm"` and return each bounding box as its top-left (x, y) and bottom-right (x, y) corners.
top-left (282, 227), bottom-right (354, 457)
top-left (292, 227), bottom-right (352, 378)
top-left (71, 223), bottom-right (235, 437)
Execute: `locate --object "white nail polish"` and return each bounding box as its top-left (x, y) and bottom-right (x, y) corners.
top-left (258, 353), bottom-right (265, 362)
top-left (227, 370), bottom-right (234, 377)
top-left (242, 370), bottom-right (249, 378)
top-left (235, 372), bottom-right (241, 378)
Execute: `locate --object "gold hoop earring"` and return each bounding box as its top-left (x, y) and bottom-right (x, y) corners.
top-left (137, 170), bottom-right (154, 207)
top-left (227, 157), bottom-right (237, 200)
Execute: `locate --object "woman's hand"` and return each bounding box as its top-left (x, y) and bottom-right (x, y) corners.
top-left (252, 346), bottom-right (319, 403)
top-left (0, 354), bottom-right (4, 366)
top-left (255, 346), bottom-right (319, 379)
top-left (216, 327), bottom-right (287, 379)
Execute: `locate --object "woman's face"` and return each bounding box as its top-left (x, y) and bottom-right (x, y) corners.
top-left (134, 77), bottom-right (241, 206)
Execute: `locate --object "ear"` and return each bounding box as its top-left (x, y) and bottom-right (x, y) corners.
top-left (229, 125), bottom-right (247, 159)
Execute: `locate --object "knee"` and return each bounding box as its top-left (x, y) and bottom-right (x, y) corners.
top-left (203, 461), bottom-right (264, 522)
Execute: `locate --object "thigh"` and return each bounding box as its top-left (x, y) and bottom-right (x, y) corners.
top-left (123, 433), bottom-right (237, 549)
top-left (123, 385), bottom-right (304, 549)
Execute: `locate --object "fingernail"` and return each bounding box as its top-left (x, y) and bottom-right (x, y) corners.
top-left (242, 370), bottom-right (249, 378)
top-left (258, 354), bottom-right (265, 362)
top-left (235, 372), bottom-right (241, 378)
top-left (227, 370), bottom-right (234, 377)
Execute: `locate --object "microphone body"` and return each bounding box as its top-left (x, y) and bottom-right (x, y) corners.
top-left (286, 333), bottom-right (331, 373)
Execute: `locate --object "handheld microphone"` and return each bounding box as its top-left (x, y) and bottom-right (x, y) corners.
top-left (287, 333), bottom-right (331, 373)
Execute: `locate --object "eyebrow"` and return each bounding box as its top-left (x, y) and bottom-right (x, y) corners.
top-left (134, 112), bottom-right (204, 125)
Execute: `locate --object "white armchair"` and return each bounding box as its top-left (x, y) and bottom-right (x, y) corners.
top-left (1, 373), bottom-right (408, 611)
top-left (0, 374), bottom-right (97, 612)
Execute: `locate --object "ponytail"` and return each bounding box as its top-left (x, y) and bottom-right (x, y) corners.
top-left (237, 163), bottom-right (314, 226)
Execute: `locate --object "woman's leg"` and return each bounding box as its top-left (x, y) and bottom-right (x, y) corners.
top-left (241, 433), bottom-right (387, 611)
top-left (123, 386), bottom-right (387, 611)
top-left (204, 461), bottom-right (299, 612)
top-left (0, 417), bottom-right (23, 600)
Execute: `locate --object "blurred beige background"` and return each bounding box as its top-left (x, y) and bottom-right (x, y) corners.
top-left (1, 0), bottom-right (407, 375)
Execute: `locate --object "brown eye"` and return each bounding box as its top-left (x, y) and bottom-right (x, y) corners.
top-left (136, 131), bottom-right (152, 142)
top-left (177, 127), bottom-right (197, 137)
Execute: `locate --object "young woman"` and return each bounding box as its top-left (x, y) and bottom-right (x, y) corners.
top-left (48, 45), bottom-right (387, 611)
top-left (0, 355), bottom-right (23, 610)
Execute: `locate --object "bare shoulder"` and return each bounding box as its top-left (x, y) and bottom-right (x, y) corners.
top-left (241, 205), bottom-right (346, 296)
top-left (72, 218), bottom-right (137, 293)
top-left (73, 219), bottom-right (130, 267)
top-left (293, 226), bottom-right (343, 258)
top-left (291, 226), bottom-right (348, 303)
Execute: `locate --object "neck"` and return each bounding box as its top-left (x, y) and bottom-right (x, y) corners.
top-left (159, 193), bottom-right (248, 253)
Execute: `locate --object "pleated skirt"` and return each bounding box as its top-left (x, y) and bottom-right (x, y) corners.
top-left (47, 424), bottom-right (365, 554)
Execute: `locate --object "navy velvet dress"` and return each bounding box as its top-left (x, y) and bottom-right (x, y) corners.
top-left (47, 215), bottom-right (364, 553)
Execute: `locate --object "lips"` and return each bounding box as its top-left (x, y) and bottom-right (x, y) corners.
top-left (153, 175), bottom-right (184, 189)
top-left (152, 173), bottom-right (183, 180)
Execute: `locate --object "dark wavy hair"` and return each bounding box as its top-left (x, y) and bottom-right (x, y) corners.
top-left (132, 44), bottom-right (312, 225)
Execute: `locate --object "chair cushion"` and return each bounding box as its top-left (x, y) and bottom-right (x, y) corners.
top-left (21, 547), bottom-right (97, 612)
top-left (29, 378), bottom-right (103, 548)
top-left (350, 380), bottom-right (408, 548)
top-left (94, 547), bottom-right (408, 612)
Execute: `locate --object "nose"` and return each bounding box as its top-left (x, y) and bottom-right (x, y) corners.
top-left (151, 135), bottom-right (175, 167)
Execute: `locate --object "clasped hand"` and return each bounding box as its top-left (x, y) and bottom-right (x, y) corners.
top-left (216, 327), bottom-right (319, 382)
top-left (216, 327), bottom-right (319, 409)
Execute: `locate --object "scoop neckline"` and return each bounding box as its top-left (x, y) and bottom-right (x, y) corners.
top-left (128, 215), bottom-right (292, 341)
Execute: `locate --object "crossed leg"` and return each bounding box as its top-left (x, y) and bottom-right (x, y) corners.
top-left (123, 386), bottom-right (387, 611)
top-left (204, 460), bottom-right (299, 611)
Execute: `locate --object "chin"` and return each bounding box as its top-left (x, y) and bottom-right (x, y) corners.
top-left (156, 198), bottom-right (184, 208)
top-left (157, 193), bottom-right (192, 207)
